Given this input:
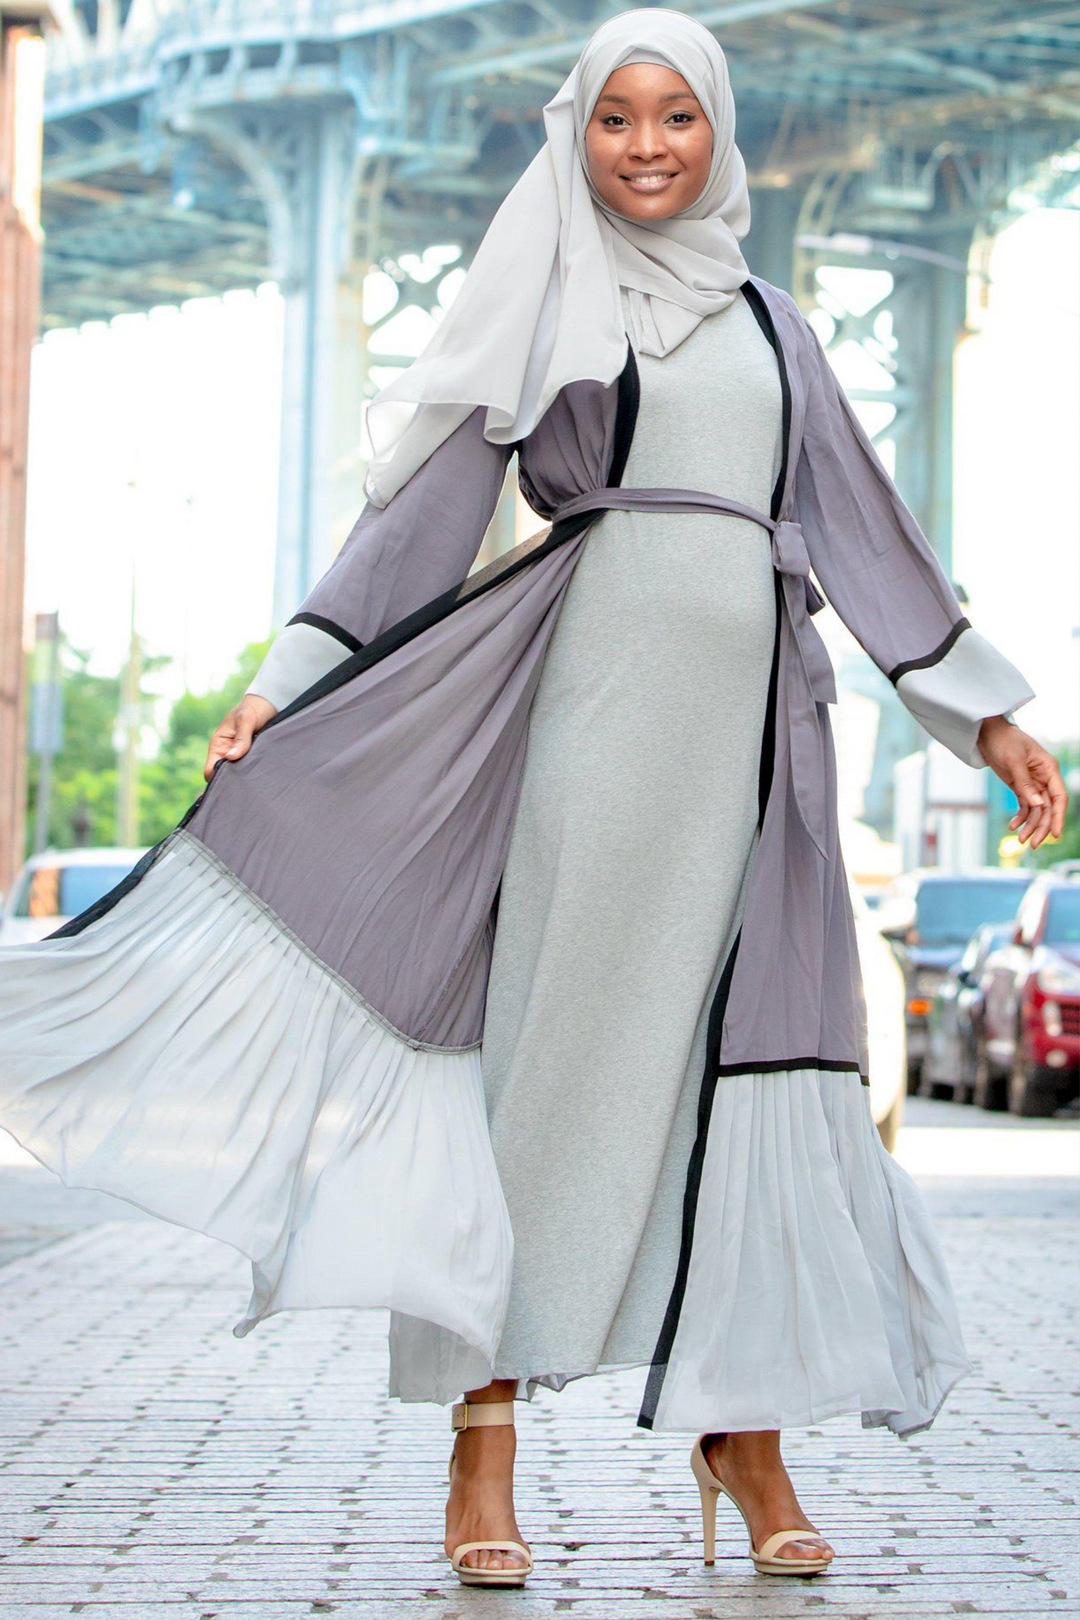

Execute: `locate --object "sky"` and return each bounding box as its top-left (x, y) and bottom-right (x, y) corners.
top-left (23, 205), bottom-right (1080, 750)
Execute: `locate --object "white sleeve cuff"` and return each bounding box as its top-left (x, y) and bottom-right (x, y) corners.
top-left (894, 625), bottom-right (1035, 769)
top-left (245, 622), bottom-right (352, 713)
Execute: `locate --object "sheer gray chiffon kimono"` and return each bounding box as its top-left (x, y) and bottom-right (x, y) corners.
top-left (0, 275), bottom-right (1033, 1433)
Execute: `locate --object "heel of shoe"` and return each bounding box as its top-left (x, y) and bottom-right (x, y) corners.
top-left (689, 1437), bottom-right (721, 1566)
top-left (696, 1476), bottom-right (719, 1565)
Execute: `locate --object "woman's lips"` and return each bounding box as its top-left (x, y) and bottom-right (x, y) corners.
top-left (620, 171), bottom-right (678, 192)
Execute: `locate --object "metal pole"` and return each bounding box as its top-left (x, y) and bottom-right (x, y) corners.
top-left (31, 611), bottom-right (61, 854)
top-left (116, 569), bottom-right (141, 847)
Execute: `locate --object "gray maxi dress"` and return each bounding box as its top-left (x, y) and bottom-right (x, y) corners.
top-left (480, 286), bottom-right (781, 1390)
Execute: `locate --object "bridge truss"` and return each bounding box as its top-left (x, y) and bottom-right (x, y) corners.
top-left (38, 1), bottom-right (1080, 619)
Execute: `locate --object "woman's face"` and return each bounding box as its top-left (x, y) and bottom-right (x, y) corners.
top-left (584, 62), bottom-right (713, 222)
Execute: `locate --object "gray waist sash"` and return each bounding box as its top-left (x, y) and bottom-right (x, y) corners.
top-left (551, 485), bottom-right (837, 858)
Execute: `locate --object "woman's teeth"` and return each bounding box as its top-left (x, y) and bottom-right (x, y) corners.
top-left (622, 172), bottom-right (676, 189)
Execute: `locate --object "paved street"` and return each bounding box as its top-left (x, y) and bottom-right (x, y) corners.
top-left (0, 1097), bottom-right (1077, 1620)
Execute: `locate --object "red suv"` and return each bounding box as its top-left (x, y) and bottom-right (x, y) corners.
top-left (976, 873), bottom-right (1080, 1116)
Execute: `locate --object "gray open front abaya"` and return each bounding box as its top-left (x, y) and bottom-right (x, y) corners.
top-left (0, 274), bottom-right (1035, 1436)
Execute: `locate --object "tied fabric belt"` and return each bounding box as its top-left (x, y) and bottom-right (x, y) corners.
top-left (551, 486), bottom-right (837, 859)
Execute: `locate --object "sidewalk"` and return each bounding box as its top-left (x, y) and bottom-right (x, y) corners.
top-left (0, 1098), bottom-right (1077, 1619)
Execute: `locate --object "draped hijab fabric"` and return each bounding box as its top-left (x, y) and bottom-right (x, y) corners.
top-left (363, 7), bottom-right (751, 506)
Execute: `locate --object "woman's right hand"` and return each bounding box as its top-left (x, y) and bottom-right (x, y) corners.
top-left (204, 694), bottom-right (278, 782)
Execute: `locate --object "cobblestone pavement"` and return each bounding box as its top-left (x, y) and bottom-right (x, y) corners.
top-left (0, 1098), bottom-right (1077, 1620)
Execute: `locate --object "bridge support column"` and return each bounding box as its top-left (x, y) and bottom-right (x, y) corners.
top-left (272, 107), bottom-right (370, 624)
top-left (177, 102), bottom-right (371, 626)
top-left (888, 228), bottom-right (974, 583)
top-left (746, 185), bottom-right (800, 294)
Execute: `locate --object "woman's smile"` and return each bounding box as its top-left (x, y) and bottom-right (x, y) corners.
top-left (620, 169), bottom-right (680, 193)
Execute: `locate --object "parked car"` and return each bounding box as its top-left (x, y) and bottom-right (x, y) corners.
top-left (0, 847), bottom-right (147, 946)
top-left (922, 922), bottom-right (1013, 1103)
top-left (876, 868), bottom-right (1035, 1092)
top-left (851, 879), bottom-right (907, 1152)
top-left (976, 873), bottom-right (1080, 1116)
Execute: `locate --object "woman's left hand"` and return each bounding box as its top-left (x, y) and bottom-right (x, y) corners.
top-left (977, 715), bottom-right (1068, 849)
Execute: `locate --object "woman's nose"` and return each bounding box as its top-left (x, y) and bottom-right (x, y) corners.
top-left (626, 123), bottom-right (667, 163)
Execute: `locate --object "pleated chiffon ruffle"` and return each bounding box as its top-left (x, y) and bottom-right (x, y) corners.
top-left (0, 830), bottom-right (512, 1394)
top-left (649, 1069), bottom-right (972, 1437)
top-left (0, 832), bottom-right (970, 1434)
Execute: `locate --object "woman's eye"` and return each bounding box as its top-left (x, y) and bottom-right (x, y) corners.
top-left (600, 114), bottom-right (629, 128)
top-left (668, 112), bottom-right (695, 124)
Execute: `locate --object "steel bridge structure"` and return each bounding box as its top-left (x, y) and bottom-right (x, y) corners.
top-left (37, 1), bottom-right (1080, 626)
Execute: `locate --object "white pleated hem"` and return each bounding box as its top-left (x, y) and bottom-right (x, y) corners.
top-left (645, 1068), bottom-right (972, 1436)
top-left (0, 832), bottom-right (512, 1397)
top-left (0, 837), bottom-right (970, 1437)
top-left (389, 1067), bottom-right (971, 1438)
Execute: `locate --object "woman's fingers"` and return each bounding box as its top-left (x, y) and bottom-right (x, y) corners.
top-left (1008, 776), bottom-right (1043, 841)
top-left (204, 723), bottom-right (234, 782)
top-left (1025, 799), bottom-right (1053, 849)
top-left (203, 697), bottom-right (278, 783)
top-left (203, 707), bottom-right (252, 782)
top-left (1008, 747), bottom-right (1069, 848)
top-left (226, 706), bottom-right (259, 758)
top-left (1042, 757), bottom-right (1069, 842)
top-left (1025, 756), bottom-right (1066, 849)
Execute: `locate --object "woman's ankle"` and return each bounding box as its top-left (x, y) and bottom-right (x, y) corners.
top-left (706, 1429), bottom-right (785, 1482)
top-left (450, 1382), bottom-right (519, 1487)
top-left (450, 1423), bottom-right (517, 1480)
top-left (463, 1378), bottom-right (518, 1404)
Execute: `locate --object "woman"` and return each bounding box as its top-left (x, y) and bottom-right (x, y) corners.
top-left (0, 9), bottom-right (1065, 1593)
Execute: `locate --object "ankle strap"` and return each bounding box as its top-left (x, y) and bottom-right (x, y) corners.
top-left (451, 1399), bottom-right (516, 1431)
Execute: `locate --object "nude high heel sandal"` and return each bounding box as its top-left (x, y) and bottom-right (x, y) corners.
top-left (447, 1400), bottom-right (534, 1588)
top-left (690, 1435), bottom-right (833, 1576)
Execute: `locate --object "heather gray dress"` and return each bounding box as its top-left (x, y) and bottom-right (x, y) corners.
top-left (481, 286), bottom-right (783, 1390)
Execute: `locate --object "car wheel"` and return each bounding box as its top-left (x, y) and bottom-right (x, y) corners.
top-left (920, 1068), bottom-right (955, 1102)
top-left (1008, 1059), bottom-right (1069, 1119)
top-left (953, 1036), bottom-right (976, 1106)
top-left (876, 1090), bottom-right (904, 1154)
top-left (972, 1042), bottom-right (1008, 1111)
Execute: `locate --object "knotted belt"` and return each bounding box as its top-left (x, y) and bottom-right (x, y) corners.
top-left (551, 486), bottom-right (836, 859)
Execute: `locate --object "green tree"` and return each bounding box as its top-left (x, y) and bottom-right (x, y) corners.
top-left (26, 648), bottom-right (121, 851)
top-left (25, 638), bottom-right (271, 854)
top-left (137, 639), bottom-right (272, 845)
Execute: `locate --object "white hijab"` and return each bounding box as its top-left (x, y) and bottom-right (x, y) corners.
top-left (364, 8), bottom-right (751, 506)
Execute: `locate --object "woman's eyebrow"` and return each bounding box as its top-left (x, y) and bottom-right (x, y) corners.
top-left (596, 90), bottom-right (701, 106)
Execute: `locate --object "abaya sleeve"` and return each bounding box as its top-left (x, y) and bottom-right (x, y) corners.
top-left (793, 315), bottom-right (1034, 768)
top-left (246, 408), bottom-right (513, 711)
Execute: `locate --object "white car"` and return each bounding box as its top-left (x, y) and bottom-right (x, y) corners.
top-left (0, 847), bottom-right (148, 946)
top-left (852, 879), bottom-right (907, 1151)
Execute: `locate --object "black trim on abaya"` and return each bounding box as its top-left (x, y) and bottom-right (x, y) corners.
top-left (287, 611), bottom-right (364, 653)
top-left (887, 617), bottom-right (971, 684)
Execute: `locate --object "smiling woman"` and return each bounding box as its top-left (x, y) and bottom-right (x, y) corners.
top-left (586, 68), bottom-right (714, 216)
top-left (0, 2), bottom-right (1064, 1602)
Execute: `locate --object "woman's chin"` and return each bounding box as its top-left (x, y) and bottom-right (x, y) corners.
top-left (602, 179), bottom-right (700, 223)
